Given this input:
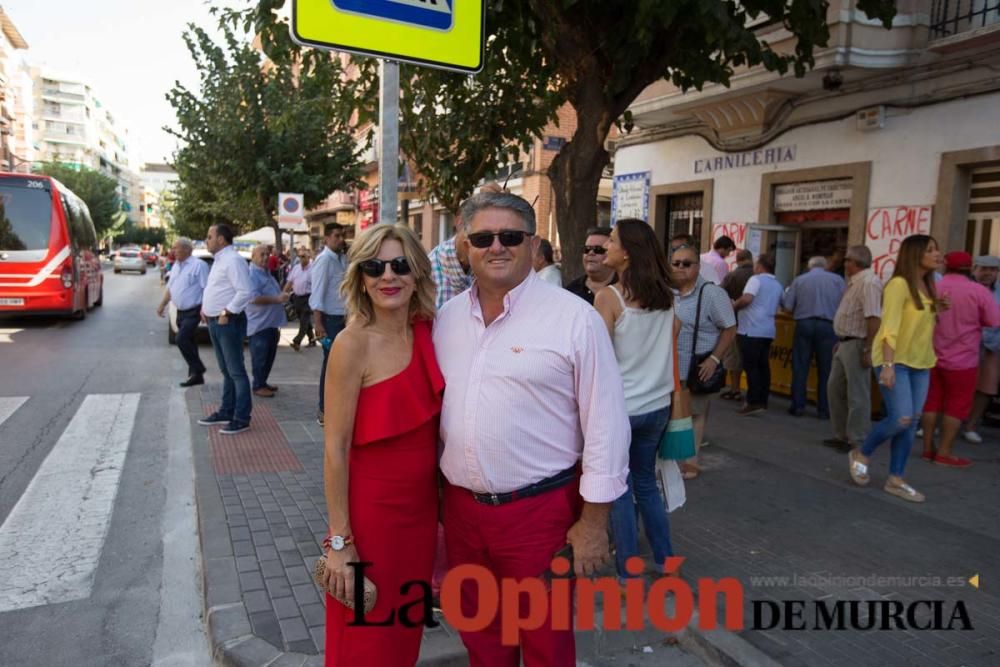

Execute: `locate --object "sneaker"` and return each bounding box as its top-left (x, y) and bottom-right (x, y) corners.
top-left (198, 412), bottom-right (231, 426)
top-left (737, 404), bottom-right (766, 416)
top-left (933, 454), bottom-right (972, 468)
top-left (963, 430), bottom-right (983, 444)
top-left (317, 412), bottom-right (324, 427)
top-left (220, 421), bottom-right (250, 435)
top-left (915, 427), bottom-right (923, 437)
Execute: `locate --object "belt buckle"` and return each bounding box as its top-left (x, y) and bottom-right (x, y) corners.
top-left (489, 493), bottom-right (501, 506)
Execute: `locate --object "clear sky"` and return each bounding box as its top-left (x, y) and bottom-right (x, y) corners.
top-left (6, 0), bottom-right (234, 167)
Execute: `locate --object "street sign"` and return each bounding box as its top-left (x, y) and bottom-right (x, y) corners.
top-left (278, 192), bottom-right (305, 229)
top-left (291, 0), bottom-right (485, 73)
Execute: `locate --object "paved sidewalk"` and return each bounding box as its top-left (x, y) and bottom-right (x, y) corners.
top-left (188, 329), bottom-right (705, 666)
top-left (672, 394), bottom-right (1000, 666)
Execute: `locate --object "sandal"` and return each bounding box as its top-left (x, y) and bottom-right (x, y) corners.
top-left (848, 450), bottom-right (870, 486)
top-left (884, 480), bottom-right (925, 503)
top-left (680, 462), bottom-right (701, 480)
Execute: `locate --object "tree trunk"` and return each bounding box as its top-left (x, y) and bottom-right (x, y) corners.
top-left (548, 91), bottom-right (612, 282)
top-left (259, 193), bottom-right (281, 249)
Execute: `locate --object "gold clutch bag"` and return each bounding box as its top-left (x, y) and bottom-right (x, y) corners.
top-left (314, 556), bottom-right (378, 614)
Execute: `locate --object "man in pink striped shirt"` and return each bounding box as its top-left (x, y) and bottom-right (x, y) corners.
top-left (434, 192), bottom-right (630, 666)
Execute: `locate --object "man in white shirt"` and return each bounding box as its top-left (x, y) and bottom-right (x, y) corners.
top-left (532, 237), bottom-right (563, 286)
top-left (284, 249), bottom-right (315, 350)
top-left (732, 252), bottom-right (783, 416)
top-left (197, 223), bottom-right (254, 435)
top-left (156, 237), bottom-right (209, 387)
top-left (434, 191), bottom-right (630, 665)
top-left (309, 223), bottom-right (348, 425)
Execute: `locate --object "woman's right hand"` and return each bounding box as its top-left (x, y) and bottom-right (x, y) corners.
top-left (322, 544), bottom-right (361, 602)
top-left (879, 365), bottom-right (895, 389)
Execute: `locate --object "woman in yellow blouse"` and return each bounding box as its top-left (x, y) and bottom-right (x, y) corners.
top-left (849, 235), bottom-right (941, 502)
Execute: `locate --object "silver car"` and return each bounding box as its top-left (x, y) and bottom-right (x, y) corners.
top-left (114, 250), bottom-right (147, 274)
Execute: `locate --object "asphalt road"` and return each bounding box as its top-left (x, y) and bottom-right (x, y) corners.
top-left (0, 267), bottom-right (210, 667)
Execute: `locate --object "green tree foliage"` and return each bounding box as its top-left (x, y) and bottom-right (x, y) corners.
top-left (35, 162), bottom-right (121, 237)
top-left (165, 18), bottom-right (364, 240)
top-left (116, 223), bottom-right (167, 247)
top-left (236, 0), bottom-right (896, 267)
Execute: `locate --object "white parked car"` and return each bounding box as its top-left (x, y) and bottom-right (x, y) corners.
top-left (114, 249), bottom-right (146, 274)
top-left (166, 249), bottom-right (251, 344)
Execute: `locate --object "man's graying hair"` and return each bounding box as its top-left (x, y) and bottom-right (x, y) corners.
top-left (808, 256), bottom-right (827, 270)
top-left (845, 245), bottom-right (872, 269)
top-left (459, 192), bottom-right (536, 234)
top-left (175, 237), bottom-right (193, 251)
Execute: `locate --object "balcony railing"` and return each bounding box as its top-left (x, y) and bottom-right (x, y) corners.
top-left (930, 0), bottom-right (1000, 39)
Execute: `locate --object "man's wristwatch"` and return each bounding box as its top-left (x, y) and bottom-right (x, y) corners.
top-left (324, 534), bottom-right (354, 551)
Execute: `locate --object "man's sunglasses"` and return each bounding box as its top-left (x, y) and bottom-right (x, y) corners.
top-left (671, 260), bottom-right (698, 268)
top-left (583, 245), bottom-right (607, 255)
top-left (467, 230), bottom-right (533, 249)
top-left (358, 257), bottom-right (412, 278)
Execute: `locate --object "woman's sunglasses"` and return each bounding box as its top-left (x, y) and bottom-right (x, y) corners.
top-left (466, 230), bottom-right (533, 249)
top-left (358, 256), bottom-right (412, 278)
top-left (671, 260), bottom-right (697, 268)
top-left (583, 246), bottom-right (607, 255)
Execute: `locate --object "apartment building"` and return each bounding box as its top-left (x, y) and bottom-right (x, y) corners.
top-left (0, 7), bottom-right (28, 171)
top-left (139, 163), bottom-right (180, 229)
top-left (612, 0), bottom-right (1000, 286)
top-left (29, 66), bottom-right (140, 220)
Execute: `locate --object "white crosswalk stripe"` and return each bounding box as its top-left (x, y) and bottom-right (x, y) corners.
top-left (0, 393), bottom-right (140, 613)
top-left (0, 396), bottom-right (28, 429)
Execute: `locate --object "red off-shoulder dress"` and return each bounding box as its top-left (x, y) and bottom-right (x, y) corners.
top-left (325, 319), bottom-right (444, 666)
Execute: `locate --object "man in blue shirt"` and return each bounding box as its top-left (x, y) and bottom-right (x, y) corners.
top-left (782, 256), bottom-right (846, 418)
top-left (309, 223), bottom-right (348, 425)
top-left (156, 237), bottom-right (209, 387)
top-left (965, 255), bottom-right (1000, 442)
top-left (732, 252), bottom-right (784, 416)
top-left (247, 245), bottom-right (289, 398)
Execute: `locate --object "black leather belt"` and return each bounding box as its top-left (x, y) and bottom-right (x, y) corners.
top-left (471, 466), bottom-right (578, 506)
top-left (839, 336), bottom-right (862, 342)
top-left (177, 305), bottom-right (202, 314)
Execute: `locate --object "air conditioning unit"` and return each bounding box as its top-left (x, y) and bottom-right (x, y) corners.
top-left (856, 106), bottom-right (885, 132)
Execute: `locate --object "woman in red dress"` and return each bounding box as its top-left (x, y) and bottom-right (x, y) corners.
top-left (320, 223), bottom-right (442, 666)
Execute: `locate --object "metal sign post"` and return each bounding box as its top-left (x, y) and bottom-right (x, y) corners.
top-left (378, 61), bottom-right (400, 226)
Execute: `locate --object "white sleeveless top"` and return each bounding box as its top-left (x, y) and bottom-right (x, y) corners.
top-left (609, 286), bottom-right (675, 416)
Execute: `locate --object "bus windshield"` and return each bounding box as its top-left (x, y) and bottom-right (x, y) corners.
top-left (0, 183), bottom-right (53, 252)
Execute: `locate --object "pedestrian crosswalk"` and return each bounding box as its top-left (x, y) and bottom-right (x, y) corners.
top-left (0, 393), bottom-right (140, 613)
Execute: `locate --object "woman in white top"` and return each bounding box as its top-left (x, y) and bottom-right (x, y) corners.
top-left (595, 219), bottom-right (680, 582)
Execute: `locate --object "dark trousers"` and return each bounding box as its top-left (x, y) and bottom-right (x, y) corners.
top-left (291, 294), bottom-right (314, 344)
top-left (318, 313), bottom-right (347, 413)
top-left (791, 318), bottom-right (837, 416)
top-left (249, 327), bottom-right (280, 390)
top-left (207, 313), bottom-right (251, 423)
top-left (738, 334), bottom-right (773, 408)
top-left (176, 306), bottom-right (206, 378)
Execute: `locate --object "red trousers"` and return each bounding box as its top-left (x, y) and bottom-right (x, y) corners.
top-left (443, 481), bottom-right (581, 667)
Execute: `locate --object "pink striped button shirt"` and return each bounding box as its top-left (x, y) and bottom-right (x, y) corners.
top-left (433, 271), bottom-right (631, 504)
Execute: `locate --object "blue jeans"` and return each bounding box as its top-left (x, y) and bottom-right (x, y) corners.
top-left (207, 313), bottom-right (251, 424)
top-left (610, 406), bottom-right (673, 580)
top-left (791, 318), bottom-right (837, 415)
top-left (249, 327), bottom-right (279, 390)
top-left (318, 313), bottom-right (346, 413)
top-left (860, 364), bottom-right (930, 477)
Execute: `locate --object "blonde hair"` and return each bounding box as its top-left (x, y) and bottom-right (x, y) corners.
top-left (340, 224), bottom-right (436, 324)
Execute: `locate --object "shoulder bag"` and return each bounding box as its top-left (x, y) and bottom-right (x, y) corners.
top-left (687, 283), bottom-right (727, 395)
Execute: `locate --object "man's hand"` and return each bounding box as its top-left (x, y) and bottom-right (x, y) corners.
top-left (861, 348), bottom-right (873, 369)
top-left (156, 304), bottom-right (166, 318)
top-left (565, 508), bottom-right (610, 577)
top-left (697, 357), bottom-right (719, 383)
top-left (279, 292), bottom-right (290, 304)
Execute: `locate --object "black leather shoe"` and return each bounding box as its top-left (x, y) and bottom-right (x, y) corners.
top-left (180, 375), bottom-right (205, 387)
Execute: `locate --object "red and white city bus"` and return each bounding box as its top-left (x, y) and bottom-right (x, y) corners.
top-left (0, 172), bottom-right (103, 318)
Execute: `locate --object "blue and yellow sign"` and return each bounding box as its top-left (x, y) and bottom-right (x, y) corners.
top-left (292, 0), bottom-right (484, 73)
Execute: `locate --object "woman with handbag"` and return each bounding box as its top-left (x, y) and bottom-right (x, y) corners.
top-left (320, 224), bottom-right (443, 666)
top-left (595, 219), bottom-right (680, 582)
top-left (670, 245), bottom-right (738, 479)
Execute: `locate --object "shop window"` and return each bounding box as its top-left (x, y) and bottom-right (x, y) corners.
top-left (665, 192), bottom-right (703, 248)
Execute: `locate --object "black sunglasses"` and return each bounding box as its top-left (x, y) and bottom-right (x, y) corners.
top-left (467, 230), bottom-right (533, 249)
top-left (583, 245), bottom-right (607, 255)
top-left (358, 256), bottom-right (412, 278)
top-left (671, 260), bottom-right (697, 268)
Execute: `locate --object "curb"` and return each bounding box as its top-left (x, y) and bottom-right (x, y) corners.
top-left (678, 612), bottom-right (783, 667)
top-left (190, 388), bottom-right (470, 667)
